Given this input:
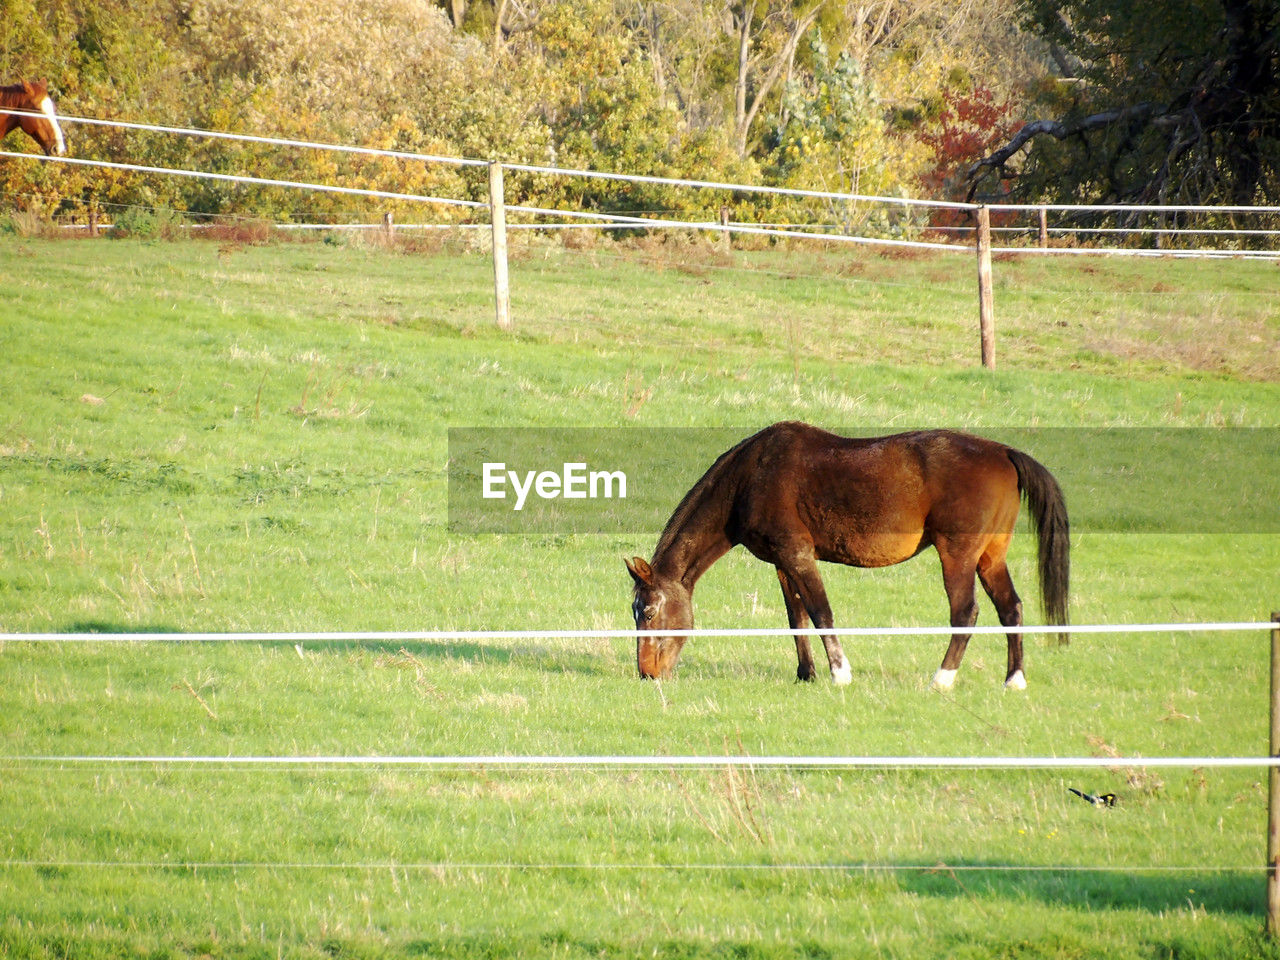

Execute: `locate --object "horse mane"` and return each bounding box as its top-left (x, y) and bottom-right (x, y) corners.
top-left (651, 427), bottom-right (760, 562)
top-left (0, 83), bottom-right (39, 106)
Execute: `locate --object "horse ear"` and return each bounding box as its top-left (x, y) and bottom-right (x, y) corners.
top-left (625, 556), bottom-right (654, 586)
top-left (22, 81), bottom-right (36, 96)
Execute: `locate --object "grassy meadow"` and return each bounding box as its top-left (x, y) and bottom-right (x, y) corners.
top-left (1, 230), bottom-right (1278, 958)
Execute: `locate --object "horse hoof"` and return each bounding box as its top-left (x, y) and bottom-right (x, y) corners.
top-left (1004, 670), bottom-right (1027, 691)
top-left (831, 662), bottom-right (852, 686)
top-left (931, 668), bottom-right (957, 690)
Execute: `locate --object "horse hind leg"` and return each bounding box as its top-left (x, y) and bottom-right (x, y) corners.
top-left (932, 549), bottom-right (979, 690)
top-left (777, 568), bottom-right (817, 682)
top-left (978, 556), bottom-right (1026, 690)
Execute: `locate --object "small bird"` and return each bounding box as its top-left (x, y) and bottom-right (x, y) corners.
top-left (1069, 787), bottom-right (1116, 807)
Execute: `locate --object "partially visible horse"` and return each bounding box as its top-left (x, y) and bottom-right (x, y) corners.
top-left (1, 80), bottom-right (66, 156)
top-left (626, 422), bottom-right (1069, 689)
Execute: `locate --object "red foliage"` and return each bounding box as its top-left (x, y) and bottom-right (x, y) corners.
top-left (918, 85), bottom-right (1020, 229)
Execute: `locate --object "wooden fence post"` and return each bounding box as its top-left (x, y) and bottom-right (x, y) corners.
top-left (382, 211), bottom-right (395, 242)
top-left (1038, 207), bottom-right (1048, 248)
top-left (975, 205), bottom-right (995, 369)
top-left (1268, 611), bottom-right (1280, 937)
top-left (489, 161), bottom-right (512, 331)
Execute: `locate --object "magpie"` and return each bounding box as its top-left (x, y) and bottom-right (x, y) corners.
top-left (1068, 787), bottom-right (1116, 807)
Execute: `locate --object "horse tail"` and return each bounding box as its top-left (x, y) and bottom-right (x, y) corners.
top-left (1006, 448), bottom-right (1070, 644)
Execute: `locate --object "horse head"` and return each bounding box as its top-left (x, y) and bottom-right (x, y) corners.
top-left (13, 80), bottom-right (66, 156)
top-left (625, 556), bottom-right (692, 679)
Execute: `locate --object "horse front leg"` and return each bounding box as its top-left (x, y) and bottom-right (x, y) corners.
top-left (777, 555), bottom-right (851, 686)
top-left (777, 568), bottom-right (816, 681)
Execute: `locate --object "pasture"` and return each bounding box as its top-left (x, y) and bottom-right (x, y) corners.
top-left (1, 231), bottom-right (1278, 959)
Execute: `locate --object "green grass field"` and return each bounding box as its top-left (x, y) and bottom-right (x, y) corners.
top-left (1, 232), bottom-right (1278, 958)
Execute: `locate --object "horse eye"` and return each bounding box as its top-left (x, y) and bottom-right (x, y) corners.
top-left (643, 605), bottom-right (659, 621)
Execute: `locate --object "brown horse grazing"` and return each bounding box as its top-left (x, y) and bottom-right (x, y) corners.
top-left (626, 422), bottom-right (1069, 689)
top-left (1, 80), bottom-right (66, 156)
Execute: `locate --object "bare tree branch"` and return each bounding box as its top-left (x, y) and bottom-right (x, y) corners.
top-left (735, 3), bottom-right (821, 155)
top-left (964, 101), bottom-right (1167, 201)
top-left (492, 0), bottom-right (541, 57)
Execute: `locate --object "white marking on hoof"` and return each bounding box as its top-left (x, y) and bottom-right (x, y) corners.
top-left (931, 668), bottom-right (957, 690)
top-left (831, 662), bottom-right (852, 686)
top-left (1004, 670), bottom-right (1027, 691)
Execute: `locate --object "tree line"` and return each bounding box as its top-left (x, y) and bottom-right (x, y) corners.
top-left (1, 0), bottom-right (1274, 237)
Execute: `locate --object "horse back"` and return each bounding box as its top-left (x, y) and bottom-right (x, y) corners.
top-left (728, 423), bottom-right (1020, 566)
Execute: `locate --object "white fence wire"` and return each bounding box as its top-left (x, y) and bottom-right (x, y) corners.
top-left (9, 754), bottom-right (1279, 769)
top-left (0, 859), bottom-right (1264, 875)
top-left (4, 620), bottom-right (1276, 643)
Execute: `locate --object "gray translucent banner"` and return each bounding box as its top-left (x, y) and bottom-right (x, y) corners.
top-left (447, 427), bottom-right (1280, 535)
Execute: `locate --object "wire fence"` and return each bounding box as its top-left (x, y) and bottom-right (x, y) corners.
top-left (5, 618), bottom-right (1277, 880)
top-left (7, 621), bottom-right (1277, 770)
top-left (5, 110), bottom-right (1280, 258)
top-left (0, 859), bottom-right (1265, 875)
top-left (4, 621), bottom-right (1276, 643)
top-left (8, 754), bottom-right (1279, 770)
top-left (3, 112), bottom-right (1278, 885)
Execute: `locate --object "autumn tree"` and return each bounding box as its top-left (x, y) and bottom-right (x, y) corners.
top-left (0, 0), bottom-right (1050, 228)
top-left (918, 83), bottom-right (1020, 226)
top-left (770, 31), bottom-right (929, 222)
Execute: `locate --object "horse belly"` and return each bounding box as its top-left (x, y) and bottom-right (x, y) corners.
top-left (801, 483), bottom-right (930, 568)
top-left (816, 530), bottom-right (928, 568)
